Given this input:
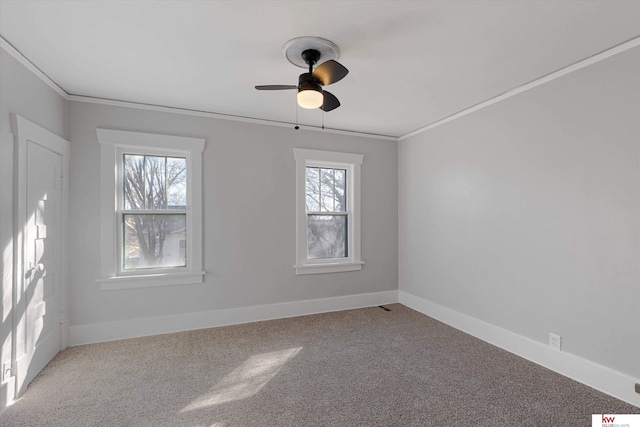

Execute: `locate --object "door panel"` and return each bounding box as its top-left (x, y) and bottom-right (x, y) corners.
top-left (16, 140), bottom-right (62, 394)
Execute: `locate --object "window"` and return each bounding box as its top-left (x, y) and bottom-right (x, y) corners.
top-left (97, 129), bottom-right (205, 290)
top-left (121, 152), bottom-right (187, 270)
top-left (294, 148), bottom-right (364, 275)
top-left (306, 166), bottom-right (347, 259)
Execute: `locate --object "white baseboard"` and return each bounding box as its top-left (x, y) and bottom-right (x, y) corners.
top-left (67, 289), bottom-right (640, 407)
top-left (69, 290), bottom-right (399, 346)
top-left (399, 290), bottom-right (640, 408)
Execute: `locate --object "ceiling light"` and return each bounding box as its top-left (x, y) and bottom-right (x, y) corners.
top-left (297, 87), bottom-right (323, 109)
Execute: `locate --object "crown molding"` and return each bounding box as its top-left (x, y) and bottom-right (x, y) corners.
top-left (0, 35), bottom-right (69, 99)
top-left (4, 32), bottom-right (638, 143)
top-left (67, 95), bottom-right (397, 141)
top-left (398, 35), bottom-right (640, 141)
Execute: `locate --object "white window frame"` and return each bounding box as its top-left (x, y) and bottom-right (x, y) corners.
top-left (294, 148), bottom-right (364, 275)
top-left (97, 129), bottom-right (205, 290)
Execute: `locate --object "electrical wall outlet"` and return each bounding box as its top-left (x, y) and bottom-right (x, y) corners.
top-left (549, 333), bottom-right (562, 351)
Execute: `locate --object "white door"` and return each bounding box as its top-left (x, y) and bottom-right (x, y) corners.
top-left (12, 115), bottom-right (69, 397)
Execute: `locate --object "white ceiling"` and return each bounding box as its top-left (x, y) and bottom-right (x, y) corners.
top-left (1, 0), bottom-right (639, 138)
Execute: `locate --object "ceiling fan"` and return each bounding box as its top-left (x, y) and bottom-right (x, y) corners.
top-left (255, 37), bottom-right (348, 112)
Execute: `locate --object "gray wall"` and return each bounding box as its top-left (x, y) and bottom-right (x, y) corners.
top-left (399, 47), bottom-right (640, 378)
top-left (67, 102), bottom-right (398, 327)
top-left (0, 46), bottom-right (68, 413)
top-left (5, 34), bottom-right (638, 408)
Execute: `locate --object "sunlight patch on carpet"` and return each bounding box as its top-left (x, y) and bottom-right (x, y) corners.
top-left (181, 347), bottom-right (302, 411)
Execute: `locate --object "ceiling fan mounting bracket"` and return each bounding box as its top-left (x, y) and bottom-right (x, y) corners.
top-left (282, 37), bottom-right (340, 68)
top-left (301, 49), bottom-right (321, 66)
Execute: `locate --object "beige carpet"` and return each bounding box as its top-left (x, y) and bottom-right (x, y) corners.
top-left (2, 304), bottom-right (638, 426)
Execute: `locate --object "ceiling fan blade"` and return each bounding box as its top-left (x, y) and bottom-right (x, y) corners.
top-left (255, 85), bottom-right (297, 90)
top-left (320, 91), bottom-right (340, 112)
top-left (312, 60), bottom-right (349, 86)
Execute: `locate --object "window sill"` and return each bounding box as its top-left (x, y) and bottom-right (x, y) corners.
top-left (96, 271), bottom-right (205, 291)
top-left (294, 261), bottom-right (364, 275)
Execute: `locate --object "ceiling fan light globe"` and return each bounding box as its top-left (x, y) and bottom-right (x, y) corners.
top-left (297, 89), bottom-right (323, 109)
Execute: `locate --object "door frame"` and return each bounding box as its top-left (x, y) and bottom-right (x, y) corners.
top-left (11, 114), bottom-right (70, 397)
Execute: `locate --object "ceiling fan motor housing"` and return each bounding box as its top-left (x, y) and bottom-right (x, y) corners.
top-left (298, 73), bottom-right (321, 91)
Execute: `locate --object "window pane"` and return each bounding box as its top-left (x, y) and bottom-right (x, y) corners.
top-left (334, 169), bottom-right (346, 212)
top-left (123, 154), bottom-right (144, 209)
top-left (320, 168), bottom-right (334, 212)
top-left (305, 167), bottom-right (320, 211)
top-left (145, 156), bottom-right (166, 210)
top-left (167, 157), bottom-right (187, 209)
top-left (123, 214), bottom-right (186, 269)
top-left (307, 215), bottom-right (347, 259)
